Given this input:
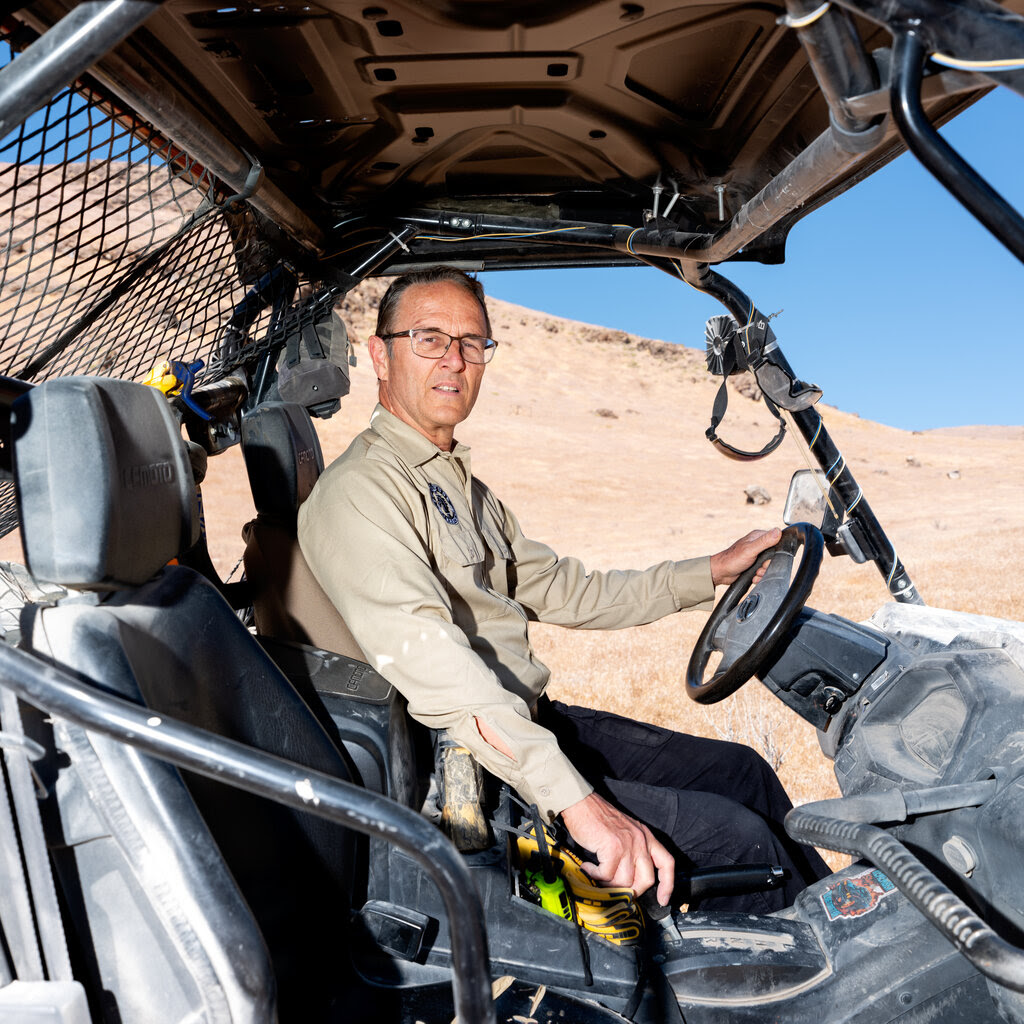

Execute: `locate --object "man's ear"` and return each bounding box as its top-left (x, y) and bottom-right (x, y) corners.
top-left (368, 335), bottom-right (390, 381)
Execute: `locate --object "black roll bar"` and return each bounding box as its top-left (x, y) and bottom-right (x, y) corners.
top-left (835, 0), bottom-right (1024, 100)
top-left (0, 642), bottom-right (497, 1024)
top-left (679, 262), bottom-right (924, 606)
top-left (891, 31), bottom-right (1024, 264)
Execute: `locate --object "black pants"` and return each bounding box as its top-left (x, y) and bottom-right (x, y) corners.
top-left (537, 698), bottom-right (830, 913)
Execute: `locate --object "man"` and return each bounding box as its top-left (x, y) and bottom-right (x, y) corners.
top-left (298, 267), bottom-right (828, 912)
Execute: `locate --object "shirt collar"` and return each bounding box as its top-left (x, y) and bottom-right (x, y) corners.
top-left (369, 404), bottom-right (473, 471)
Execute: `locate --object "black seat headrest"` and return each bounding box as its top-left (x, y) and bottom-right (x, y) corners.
top-left (12, 376), bottom-right (198, 588)
top-left (240, 402), bottom-right (324, 521)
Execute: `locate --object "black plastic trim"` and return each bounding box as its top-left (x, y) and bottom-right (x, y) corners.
top-left (0, 641), bottom-right (497, 1024)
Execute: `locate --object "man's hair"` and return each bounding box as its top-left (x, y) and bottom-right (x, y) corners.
top-left (375, 267), bottom-right (492, 354)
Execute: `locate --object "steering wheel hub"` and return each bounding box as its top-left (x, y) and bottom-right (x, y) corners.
top-left (737, 592), bottom-right (762, 621)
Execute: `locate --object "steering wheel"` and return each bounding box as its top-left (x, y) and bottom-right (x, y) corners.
top-left (686, 523), bottom-right (824, 704)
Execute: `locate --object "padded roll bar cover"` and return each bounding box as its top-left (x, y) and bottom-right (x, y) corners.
top-left (241, 401), bottom-right (324, 520)
top-left (12, 376), bottom-right (199, 588)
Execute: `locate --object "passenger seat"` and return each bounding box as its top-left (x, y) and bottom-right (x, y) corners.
top-left (13, 376), bottom-right (362, 1022)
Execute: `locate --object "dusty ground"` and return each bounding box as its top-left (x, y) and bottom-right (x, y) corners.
top-left (3, 280), bottom-right (1021, 833)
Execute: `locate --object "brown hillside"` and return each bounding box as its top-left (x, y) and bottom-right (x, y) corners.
top-left (3, 281), bottom-right (1020, 838)
top-left (201, 283), bottom-right (1024, 820)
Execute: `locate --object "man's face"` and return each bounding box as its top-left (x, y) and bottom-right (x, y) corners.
top-left (369, 281), bottom-right (488, 450)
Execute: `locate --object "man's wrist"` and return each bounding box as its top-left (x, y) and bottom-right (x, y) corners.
top-left (539, 777), bottom-right (593, 822)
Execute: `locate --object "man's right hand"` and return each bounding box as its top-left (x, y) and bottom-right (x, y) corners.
top-left (560, 792), bottom-right (675, 906)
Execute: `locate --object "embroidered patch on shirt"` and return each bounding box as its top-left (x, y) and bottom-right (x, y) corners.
top-left (429, 483), bottom-right (459, 525)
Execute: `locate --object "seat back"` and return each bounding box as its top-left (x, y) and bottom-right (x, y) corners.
top-left (240, 402), bottom-right (429, 808)
top-left (240, 401), bottom-right (364, 658)
top-left (13, 377), bottom-right (362, 1022)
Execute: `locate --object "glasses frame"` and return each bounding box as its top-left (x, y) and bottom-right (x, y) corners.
top-left (382, 328), bottom-right (498, 364)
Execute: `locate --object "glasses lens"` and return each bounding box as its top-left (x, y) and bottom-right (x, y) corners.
top-left (460, 337), bottom-right (489, 363)
top-left (409, 329), bottom-right (449, 357)
top-left (409, 330), bottom-right (496, 363)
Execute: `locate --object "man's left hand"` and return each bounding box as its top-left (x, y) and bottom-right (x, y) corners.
top-left (709, 527), bottom-right (781, 587)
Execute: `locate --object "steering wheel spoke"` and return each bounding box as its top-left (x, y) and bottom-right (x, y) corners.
top-left (686, 523), bottom-right (823, 704)
top-left (708, 615), bottom-right (732, 652)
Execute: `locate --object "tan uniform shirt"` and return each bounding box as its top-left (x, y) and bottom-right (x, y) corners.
top-left (298, 405), bottom-right (715, 819)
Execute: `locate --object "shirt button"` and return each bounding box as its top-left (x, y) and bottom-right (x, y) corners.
top-left (539, 787), bottom-right (550, 797)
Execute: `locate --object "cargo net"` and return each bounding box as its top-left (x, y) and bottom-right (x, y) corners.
top-left (0, 28), bottom-right (296, 539)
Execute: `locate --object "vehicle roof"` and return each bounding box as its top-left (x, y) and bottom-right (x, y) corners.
top-left (14, 0), bottom-right (1010, 269)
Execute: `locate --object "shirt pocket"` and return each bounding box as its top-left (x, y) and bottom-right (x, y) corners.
top-left (481, 521), bottom-right (511, 561)
top-left (480, 522), bottom-right (513, 595)
top-left (438, 524), bottom-right (485, 567)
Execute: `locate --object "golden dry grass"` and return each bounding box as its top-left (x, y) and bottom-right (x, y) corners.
top-left (2, 283), bottom-right (1020, 873)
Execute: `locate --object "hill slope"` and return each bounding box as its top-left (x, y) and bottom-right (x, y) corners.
top-left (190, 283), bottom-right (1023, 812)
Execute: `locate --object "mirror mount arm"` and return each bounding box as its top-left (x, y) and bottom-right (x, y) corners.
top-left (683, 262), bottom-right (924, 606)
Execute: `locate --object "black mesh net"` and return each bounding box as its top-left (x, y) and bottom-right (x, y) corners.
top-left (0, 27), bottom-right (297, 538)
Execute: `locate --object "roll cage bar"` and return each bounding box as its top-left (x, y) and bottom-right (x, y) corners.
top-left (0, 637), bottom-right (499, 1024)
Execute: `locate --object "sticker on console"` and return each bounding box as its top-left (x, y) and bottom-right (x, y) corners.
top-left (820, 868), bottom-right (896, 921)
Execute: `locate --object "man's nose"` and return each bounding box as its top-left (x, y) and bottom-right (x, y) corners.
top-left (440, 338), bottom-right (467, 370)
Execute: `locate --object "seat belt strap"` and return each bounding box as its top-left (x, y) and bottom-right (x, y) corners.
top-left (705, 377), bottom-right (787, 462)
top-left (0, 687), bottom-right (72, 981)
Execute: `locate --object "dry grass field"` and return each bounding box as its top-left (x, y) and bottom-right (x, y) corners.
top-left (3, 278), bottom-right (1021, 867)
top-left (202, 283), bottom-right (1024, 816)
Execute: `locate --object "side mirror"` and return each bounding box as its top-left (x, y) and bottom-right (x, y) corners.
top-left (783, 469), bottom-right (841, 538)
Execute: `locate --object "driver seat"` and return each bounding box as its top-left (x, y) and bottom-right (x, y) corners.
top-left (12, 376), bottom-right (365, 1022)
top-left (239, 401), bottom-right (364, 657)
top-left (240, 401), bottom-right (428, 811)
top-left (239, 402), bottom-right (481, 840)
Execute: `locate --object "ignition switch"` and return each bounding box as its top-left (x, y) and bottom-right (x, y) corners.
top-left (815, 686), bottom-right (846, 716)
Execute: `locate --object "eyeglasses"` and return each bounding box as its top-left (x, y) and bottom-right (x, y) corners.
top-left (383, 328), bottom-right (498, 364)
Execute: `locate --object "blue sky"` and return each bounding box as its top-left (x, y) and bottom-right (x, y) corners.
top-left (483, 87), bottom-right (1023, 431)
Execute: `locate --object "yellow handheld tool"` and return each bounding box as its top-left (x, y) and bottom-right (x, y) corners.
top-left (142, 359), bottom-right (210, 419)
top-left (516, 825), bottom-right (643, 945)
top-left (142, 360), bottom-right (183, 395)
